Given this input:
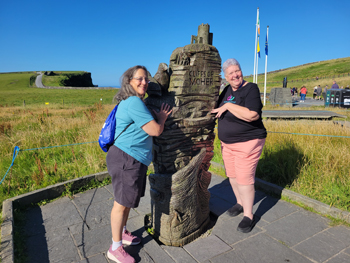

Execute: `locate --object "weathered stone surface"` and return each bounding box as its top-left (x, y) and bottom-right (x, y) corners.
top-left (154, 63), bottom-right (170, 91)
top-left (149, 148), bottom-right (211, 246)
top-left (191, 23), bottom-right (213, 45)
top-left (269, 88), bottom-right (293, 107)
top-left (145, 24), bottom-right (221, 246)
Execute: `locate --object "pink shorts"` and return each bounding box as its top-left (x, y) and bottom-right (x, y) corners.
top-left (221, 138), bottom-right (265, 185)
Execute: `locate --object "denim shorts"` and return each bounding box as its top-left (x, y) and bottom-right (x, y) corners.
top-left (106, 145), bottom-right (147, 208)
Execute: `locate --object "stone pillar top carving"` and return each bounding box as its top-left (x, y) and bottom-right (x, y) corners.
top-left (191, 23), bottom-right (213, 45)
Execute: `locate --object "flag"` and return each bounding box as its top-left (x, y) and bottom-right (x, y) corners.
top-left (265, 34), bottom-right (268, 56)
top-left (257, 39), bottom-right (260, 58)
top-left (257, 15), bottom-right (260, 35)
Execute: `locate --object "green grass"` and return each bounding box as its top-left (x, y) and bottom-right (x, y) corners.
top-left (242, 57), bottom-right (350, 94)
top-left (41, 71), bottom-right (82, 86)
top-left (0, 72), bottom-right (117, 106)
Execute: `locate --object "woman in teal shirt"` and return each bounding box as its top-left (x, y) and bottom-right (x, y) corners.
top-left (106, 65), bottom-right (172, 263)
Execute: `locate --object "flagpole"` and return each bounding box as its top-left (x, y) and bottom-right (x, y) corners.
top-left (256, 35), bottom-right (259, 84)
top-left (264, 26), bottom-right (269, 106)
top-left (253, 7), bottom-right (259, 83)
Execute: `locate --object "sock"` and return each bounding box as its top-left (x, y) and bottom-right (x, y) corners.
top-left (123, 225), bottom-right (126, 233)
top-left (112, 239), bottom-right (122, 251)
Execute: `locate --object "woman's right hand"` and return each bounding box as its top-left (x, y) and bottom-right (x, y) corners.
top-left (211, 104), bottom-right (228, 118)
top-left (153, 103), bottom-right (172, 124)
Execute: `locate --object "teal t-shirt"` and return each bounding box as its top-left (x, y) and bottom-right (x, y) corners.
top-left (114, 96), bottom-right (154, 166)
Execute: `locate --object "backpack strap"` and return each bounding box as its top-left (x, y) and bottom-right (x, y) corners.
top-left (113, 122), bottom-right (132, 144)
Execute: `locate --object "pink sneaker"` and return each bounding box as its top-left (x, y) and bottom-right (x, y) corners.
top-left (107, 245), bottom-right (135, 263)
top-left (122, 230), bottom-right (141, 245)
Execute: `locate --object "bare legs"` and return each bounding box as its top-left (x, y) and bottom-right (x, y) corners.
top-left (229, 177), bottom-right (255, 220)
top-left (111, 201), bottom-right (130, 242)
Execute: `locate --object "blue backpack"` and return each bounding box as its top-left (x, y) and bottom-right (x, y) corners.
top-left (98, 104), bottom-right (131, 152)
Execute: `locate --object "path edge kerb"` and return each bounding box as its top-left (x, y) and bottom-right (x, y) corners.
top-left (210, 161), bottom-right (350, 223)
top-left (2, 165), bottom-right (350, 263)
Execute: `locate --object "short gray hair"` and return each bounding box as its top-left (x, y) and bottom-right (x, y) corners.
top-left (222, 58), bottom-right (241, 75)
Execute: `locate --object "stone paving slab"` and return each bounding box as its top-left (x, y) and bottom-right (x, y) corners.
top-left (24, 197), bottom-right (83, 236)
top-left (227, 232), bottom-right (313, 263)
top-left (162, 245), bottom-right (197, 263)
top-left (26, 227), bottom-right (81, 263)
top-left (73, 223), bottom-right (111, 259)
top-left (326, 252), bottom-right (350, 263)
top-left (3, 172), bottom-right (350, 263)
top-left (208, 194), bottom-right (233, 217)
top-left (263, 210), bottom-right (330, 247)
top-left (293, 225), bottom-right (350, 263)
top-left (72, 198), bottom-right (114, 231)
top-left (211, 214), bottom-right (264, 246)
top-left (75, 253), bottom-right (109, 263)
top-left (183, 235), bottom-right (232, 262)
top-left (253, 195), bottom-right (299, 223)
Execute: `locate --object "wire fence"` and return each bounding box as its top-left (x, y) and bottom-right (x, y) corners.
top-left (2, 131), bottom-right (350, 186)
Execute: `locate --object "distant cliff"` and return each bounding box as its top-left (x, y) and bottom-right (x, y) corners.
top-left (43, 71), bottom-right (95, 87)
top-left (58, 72), bottom-right (94, 87)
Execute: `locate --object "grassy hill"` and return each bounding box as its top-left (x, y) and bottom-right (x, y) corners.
top-left (41, 71), bottom-right (94, 87)
top-left (0, 72), bottom-right (117, 107)
top-left (243, 57), bottom-right (350, 93)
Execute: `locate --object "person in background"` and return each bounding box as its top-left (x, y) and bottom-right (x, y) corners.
top-left (323, 85), bottom-right (328, 100)
top-left (345, 85), bottom-right (350, 89)
top-left (313, 85), bottom-right (318, 99)
top-left (331, 80), bottom-right (339, 89)
top-left (211, 58), bottom-right (266, 233)
top-left (106, 65), bottom-right (172, 263)
top-left (316, 85), bottom-right (322, 100)
top-left (300, 86), bottom-right (307, 102)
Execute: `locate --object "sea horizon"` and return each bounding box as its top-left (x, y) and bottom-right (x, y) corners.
top-left (98, 85), bottom-right (120, 88)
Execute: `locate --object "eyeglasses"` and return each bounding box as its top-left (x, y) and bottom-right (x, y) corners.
top-left (131, 77), bottom-right (150, 83)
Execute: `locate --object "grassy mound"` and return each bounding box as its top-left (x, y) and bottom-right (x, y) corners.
top-left (0, 72), bottom-right (117, 107)
top-left (243, 57), bottom-right (350, 94)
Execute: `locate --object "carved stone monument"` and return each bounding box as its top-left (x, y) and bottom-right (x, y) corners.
top-left (269, 88), bottom-right (293, 107)
top-left (145, 24), bottom-right (221, 246)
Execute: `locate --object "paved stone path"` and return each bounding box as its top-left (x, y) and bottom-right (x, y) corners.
top-left (20, 174), bottom-right (350, 263)
top-left (35, 72), bottom-right (44, 88)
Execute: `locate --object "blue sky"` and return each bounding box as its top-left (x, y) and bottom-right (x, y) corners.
top-left (0, 0), bottom-right (349, 87)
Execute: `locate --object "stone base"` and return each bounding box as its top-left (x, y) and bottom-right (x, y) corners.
top-left (158, 216), bottom-right (211, 247)
top-left (269, 88), bottom-right (293, 107)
